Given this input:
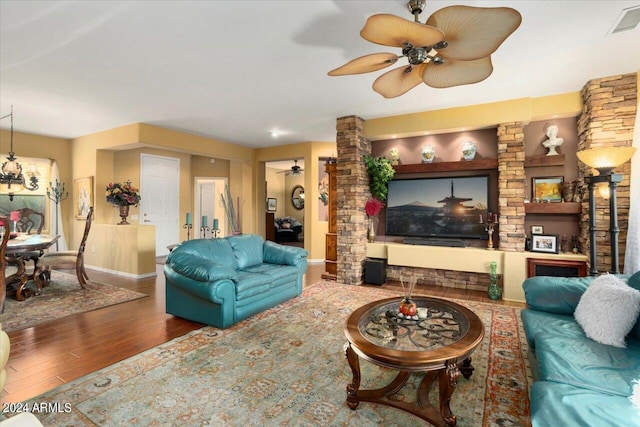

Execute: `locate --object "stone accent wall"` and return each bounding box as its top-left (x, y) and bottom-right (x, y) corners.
top-left (497, 122), bottom-right (526, 252)
top-left (335, 115), bottom-right (370, 285)
top-left (577, 73), bottom-right (637, 273)
top-left (386, 266), bottom-right (498, 293)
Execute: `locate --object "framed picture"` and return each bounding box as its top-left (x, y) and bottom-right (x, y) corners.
top-left (532, 176), bottom-right (564, 202)
top-left (531, 225), bottom-right (544, 234)
top-left (530, 234), bottom-right (559, 254)
top-left (74, 177), bottom-right (94, 219)
top-left (266, 197), bottom-right (277, 212)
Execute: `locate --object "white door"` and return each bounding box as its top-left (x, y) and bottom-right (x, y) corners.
top-left (140, 154), bottom-right (180, 256)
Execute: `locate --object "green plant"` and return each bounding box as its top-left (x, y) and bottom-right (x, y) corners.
top-left (363, 155), bottom-right (395, 201)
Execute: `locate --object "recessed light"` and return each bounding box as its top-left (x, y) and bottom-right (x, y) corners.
top-left (270, 130), bottom-right (280, 138)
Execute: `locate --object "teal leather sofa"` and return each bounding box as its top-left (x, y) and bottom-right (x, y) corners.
top-left (521, 273), bottom-right (640, 427)
top-left (164, 234), bottom-right (308, 328)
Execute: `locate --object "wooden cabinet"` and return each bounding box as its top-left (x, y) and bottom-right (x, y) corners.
top-left (322, 161), bottom-right (337, 280)
top-left (265, 212), bottom-right (275, 242)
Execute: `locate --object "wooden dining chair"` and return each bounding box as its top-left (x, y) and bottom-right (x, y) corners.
top-left (34, 207), bottom-right (93, 290)
top-left (1, 216), bottom-right (10, 314)
top-left (10, 208), bottom-right (47, 273)
top-left (16, 208), bottom-right (45, 234)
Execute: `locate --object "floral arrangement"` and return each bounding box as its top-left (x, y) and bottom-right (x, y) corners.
top-left (365, 198), bottom-right (384, 217)
top-left (106, 181), bottom-right (141, 207)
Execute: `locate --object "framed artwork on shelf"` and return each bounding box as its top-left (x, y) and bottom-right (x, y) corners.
top-left (531, 225), bottom-right (544, 234)
top-left (530, 234), bottom-right (559, 254)
top-left (266, 198), bottom-right (277, 212)
top-left (532, 176), bottom-right (564, 202)
top-left (74, 177), bottom-right (93, 219)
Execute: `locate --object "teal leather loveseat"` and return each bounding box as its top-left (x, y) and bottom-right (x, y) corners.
top-left (521, 273), bottom-right (640, 426)
top-left (164, 234), bottom-right (307, 328)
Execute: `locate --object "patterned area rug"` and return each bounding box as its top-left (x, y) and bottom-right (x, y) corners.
top-left (0, 271), bottom-right (147, 332)
top-left (4, 282), bottom-right (531, 426)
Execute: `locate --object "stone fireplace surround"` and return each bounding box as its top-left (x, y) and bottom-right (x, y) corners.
top-left (334, 73), bottom-right (637, 300)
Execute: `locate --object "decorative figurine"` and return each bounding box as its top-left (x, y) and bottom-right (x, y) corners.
top-left (542, 124), bottom-right (564, 156)
top-left (390, 147), bottom-right (399, 165)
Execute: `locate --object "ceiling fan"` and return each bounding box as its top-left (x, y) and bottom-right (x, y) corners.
top-left (278, 160), bottom-right (304, 176)
top-left (328, 0), bottom-right (522, 98)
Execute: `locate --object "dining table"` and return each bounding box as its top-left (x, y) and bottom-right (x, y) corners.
top-left (2, 234), bottom-right (60, 310)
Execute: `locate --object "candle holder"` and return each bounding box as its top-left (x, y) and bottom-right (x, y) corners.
top-left (482, 213), bottom-right (499, 250)
top-left (183, 223), bottom-right (193, 240)
top-left (211, 228), bottom-right (221, 238)
top-left (200, 226), bottom-right (210, 239)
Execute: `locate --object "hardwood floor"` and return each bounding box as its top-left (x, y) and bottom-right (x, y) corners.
top-left (2, 262), bottom-right (523, 403)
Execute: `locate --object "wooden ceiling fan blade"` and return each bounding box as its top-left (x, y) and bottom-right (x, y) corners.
top-left (426, 6), bottom-right (521, 61)
top-left (422, 57), bottom-right (493, 88)
top-left (328, 53), bottom-right (398, 76)
top-left (373, 64), bottom-right (426, 98)
top-left (360, 14), bottom-right (444, 48)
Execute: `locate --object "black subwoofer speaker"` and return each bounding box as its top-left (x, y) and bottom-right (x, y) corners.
top-left (365, 258), bottom-right (386, 285)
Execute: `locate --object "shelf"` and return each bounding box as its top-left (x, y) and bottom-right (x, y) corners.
top-left (393, 158), bottom-right (498, 174)
top-left (525, 154), bottom-right (565, 168)
top-left (525, 202), bottom-right (581, 214)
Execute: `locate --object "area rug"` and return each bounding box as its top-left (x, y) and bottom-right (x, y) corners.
top-left (0, 271), bottom-right (147, 333)
top-left (3, 282), bottom-right (531, 426)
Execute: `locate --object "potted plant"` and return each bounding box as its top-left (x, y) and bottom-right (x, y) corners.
top-left (363, 155), bottom-right (395, 201)
top-left (106, 180), bottom-right (141, 225)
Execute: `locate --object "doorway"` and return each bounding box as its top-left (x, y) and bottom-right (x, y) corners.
top-left (194, 177), bottom-right (227, 237)
top-left (140, 154), bottom-right (180, 256)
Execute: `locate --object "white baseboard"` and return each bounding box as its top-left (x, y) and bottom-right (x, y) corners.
top-left (86, 265), bottom-right (157, 280)
top-left (307, 259), bottom-right (325, 264)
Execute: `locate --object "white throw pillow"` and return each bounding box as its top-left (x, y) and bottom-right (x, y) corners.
top-left (574, 274), bottom-right (640, 348)
top-left (631, 377), bottom-right (640, 412)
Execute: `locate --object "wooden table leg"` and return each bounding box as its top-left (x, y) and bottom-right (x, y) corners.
top-left (439, 359), bottom-right (460, 426)
top-left (459, 356), bottom-right (475, 379)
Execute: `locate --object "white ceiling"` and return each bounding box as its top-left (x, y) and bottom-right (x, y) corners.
top-left (1, 1), bottom-right (639, 149)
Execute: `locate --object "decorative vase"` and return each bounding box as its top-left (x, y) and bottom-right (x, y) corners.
top-left (462, 141), bottom-right (477, 161)
top-left (399, 297), bottom-right (417, 317)
top-left (421, 145), bottom-right (435, 163)
top-left (488, 261), bottom-right (501, 300)
top-left (367, 216), bottom-right (378, 243)
top-left (118, 205), bottom-right (130, 225)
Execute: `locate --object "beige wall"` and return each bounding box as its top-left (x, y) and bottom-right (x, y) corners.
top-left (266, 167), bottom-right (286, 218)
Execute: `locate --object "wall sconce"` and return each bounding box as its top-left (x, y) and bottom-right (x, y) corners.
top-left (577, 146), bottom-right (636, 275)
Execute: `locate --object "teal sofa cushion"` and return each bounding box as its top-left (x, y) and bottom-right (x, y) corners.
top-left (520, 309), bottom-right (584, 349)
top-left (523, 276), bottom-right (593, 314)
top-left (228, 234), bottom-right (264, 269)
top-left (536, 332), bottom-right (640, 397)
top-left (168, 238), bottom-right (238, 271)
top-left (530, 381), bottom-right (640, 427)
top-left (263, 240), bottom-right (308, 266)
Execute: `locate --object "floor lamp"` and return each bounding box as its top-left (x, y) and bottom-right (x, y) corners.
top-left (577, 146), bottom-right (636, 275)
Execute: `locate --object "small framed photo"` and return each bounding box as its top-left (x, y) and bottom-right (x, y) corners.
top-left (531, 234), bottom-right (559, 254)
top-left (74, 177), bottom-right (94, 220)
top-left (531, 225), bottom-right (544, 235)
top-left (532, 176), bottom-right (564, 202)
top-left (266, 198), bottom-right (277, 212)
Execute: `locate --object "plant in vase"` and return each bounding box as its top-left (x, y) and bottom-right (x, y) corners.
top-left (365, 198), bottom-right (384, 243)
top-left (106, 180), bottom-right (141, 225)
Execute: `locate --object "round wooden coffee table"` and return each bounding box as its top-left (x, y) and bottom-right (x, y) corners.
top-left (343, 296), bottom-right (484, 426)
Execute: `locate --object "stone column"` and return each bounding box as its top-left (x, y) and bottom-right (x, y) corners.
top-left (335, 116), bottom-right (370, 285)
top-left (497, 122), bottom-right (526, 252)
top-left (577, 73), bottom-right (637, 273)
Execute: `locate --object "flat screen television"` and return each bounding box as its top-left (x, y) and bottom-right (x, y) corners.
top-left (386, 176), bottom-right (489, 240)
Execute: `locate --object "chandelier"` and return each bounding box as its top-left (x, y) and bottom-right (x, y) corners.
top-left (1, 106), bottom-right (39, 200)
